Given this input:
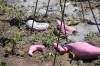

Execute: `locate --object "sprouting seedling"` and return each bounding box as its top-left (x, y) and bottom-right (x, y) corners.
top-left (17, 55), bottom-right (22, 59)
top-left (17, 15), bottom-right (23, 28)
top-left (6, 47), bottom-right (12, 52)
top-left (38, 64), bottom-right (44, 66)
top-left (0, 5), bottom-right (6, 14)
top-left (6, 7), bottom-right (11, 18)
top-left (13, 2), bottom-right (18, 9)
top-left (29, 7), bottom-right (41, 16)
top-left (98, 56), bottom-right (100, 62)
top-left (10, 32), bottom-right (21, 54)
top-left (52, 28), bottom-right (64, 39)
top-left (60, 61), bottom-right (66, 66)
top-left (78, 59), bottom-right (83, 66)
top-left (36, 8), bottom-right (41, 15)
top-left (0, 0), bottom-right (7, 3)
top-left (53, 28), bottom-right (60, 36)
top-left (0, 0), bottom-right (7, 14)
top-left (29, 7), bottom-right (34, 12)
top-left (43, 35), bottom-right (51, 47)
top-left (17, 50), bottom-right (24, 58)
top-left (49, 26), bottom-right (55, 36)
top-left (2, 7), bottom-right (12, 17)
top-left (33, 33), bottom-right (38, 42)
top-left (46, 35), bottom-right (51, 44)
top-left (69, 51), bottom-right (75, 59)
top-left (0, 5), bottom-right (4, 11)
top-left (28, 7), bottom-right (34, 15)
top-left (11, 32), bottom-right (21, 44)
top-left (0, 59), bottom-right (6, 66)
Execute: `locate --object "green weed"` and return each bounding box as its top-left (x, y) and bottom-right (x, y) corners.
top-left (0, 0), bottom-right (7, 14)
top-left (11, 32), bottom-right (21, 44)
top-left (6, 8), bottom-right (11, 18)
top-left (42, 35), bottom-right (51, 47)
top-left (17, 15), bottom-right (23, 28)
top-left (69, 51), bottom-right (75, 59)
top-left (36, 8), bottom-right (41, 15)
top-left (0, 60), bottom-right (6, 66)
top-left (53, 28), bottom-right (60, 36)
top-left (98, 56), bottom-right (100, 62)
top-left (38, 64), bottom-right (44, 66)
top-left (33, 33), bottom-right (38, 42)
top-left (77, 59), bottom-right (83, 66)
top-left (29, 7), bottom-right (41, 16)
top-left (9, 32), bottom-right (21, 54)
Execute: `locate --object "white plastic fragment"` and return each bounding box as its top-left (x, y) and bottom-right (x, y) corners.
top-left (65, 2), bottom-right (70, 6)
top-left (26, 20), bottom-right (49, 31)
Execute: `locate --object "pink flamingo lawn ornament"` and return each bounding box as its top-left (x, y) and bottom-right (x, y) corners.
top-left (56, 20), bottom-right (76, 35)
top-left (53, 42), bottom-right (100, 59)
top-left (28, 45), bottom-right (45, 56)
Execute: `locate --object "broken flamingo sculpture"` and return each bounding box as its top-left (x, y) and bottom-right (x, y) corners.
top-left (56, 20), bottom-right (76, 34)
top-left (53, 42), bottom-right (100, 59)
top-left (28, 45), bottom-right (45, 56)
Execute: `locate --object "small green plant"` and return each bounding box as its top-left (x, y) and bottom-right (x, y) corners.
top-left (0, 60), bottom-right (6, 66)
top-left (0, 5), bottom-right (5, 11)
top-left (0, 0), bottom-right (7, 14)
top-left (48, 26), bottom-right (54, 36)
top-left (42, 26), bottom-right (54, 47)
top-left (53, 28), bottom-right (60, 36)
top-left (60, 61), bottom-right (67, 66)
top-left (9, 32), bottom-right (21, 54)
top-left (11, 32), bottom-right (21, 44)
top-left (6, 47), bottom-right (12, 52)
top-left (77, 59), bottom-right (83, 66)
top-left (4, 32), bottom-right (21, 54)
top-left (6, 7), bottom-right (11, 18)
top-left (17, 50), bottom-right (24, 58)
top-left (17, 55), bottom-right (22, 58)
top-left (33, 33), bottom-right (38, 42)
top-left (98, 56), bottom-right (100, 62)
top-left (0, 0), bottom-right (7, 4)
top-left (42, 35), bottom-right (51, 47)
top-left (13, 2), bottom-right (18, 9)
top-left (69, 51), bottom-right (75, 59)
top-left (29, 7), bottom-right (41, 16)
top-left (38, 64), bottom-right (44, 66)
top-left (16, 15), bottom-right (23, 28)
top-left (36, 8), bottom-right (41, 15)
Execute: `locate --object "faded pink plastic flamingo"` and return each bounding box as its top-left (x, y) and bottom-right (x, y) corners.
top-left (28, 45), bottom-right (45, 56)
top-left (53, 42), bottom-right (100, 59)
top-left (56, 20), bottom-right (76, 34)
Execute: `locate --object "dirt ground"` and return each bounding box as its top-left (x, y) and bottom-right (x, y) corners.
top-left (0, 0), bottom-right (100, 66)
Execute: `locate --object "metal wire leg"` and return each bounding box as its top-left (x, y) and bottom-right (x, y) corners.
top-left (79, 0), bottom-right (85, 21)
top-left (87, 0), bottom-right (100, 34)
top-left (31, 0), bottom-right (38, 33)
top-left (52, 0), bottom-right (67, 66)
top-left (45, 0), bottom-right (50, 17)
